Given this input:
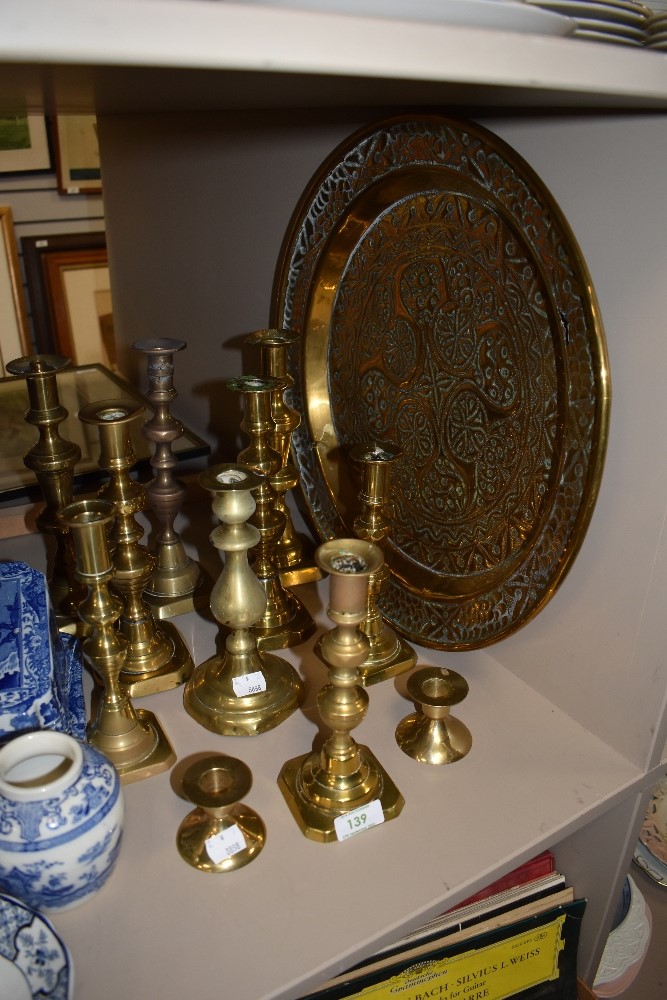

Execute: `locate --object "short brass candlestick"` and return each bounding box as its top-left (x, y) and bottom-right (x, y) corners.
top-left (59, 498), bottom-right (175, 783)
top-left (177, 754), bottom-right (265, 872)
top-left (227, 375), bottom-right (315, 651)
top-left (278, 539), bottom-right (404, 843)
top-left (79, 398), bottom-right (193, 697)
top-left (183, 464), bottom-right (304, 736)
top-left (351, 441), bottom-right (416, 685)
top-left (245, 329), bottom-right (320, 588)
top-left (395, 666), bottom-right (472, 765)
top-left (5, 354), bottom-right (85, 626)
top-left (133, 337), bottom-right (211, 619)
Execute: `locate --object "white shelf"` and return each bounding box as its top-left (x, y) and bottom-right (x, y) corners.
top-left (0, 529), bottom-right (648, 1000)
top-left (3, 0), bottom-right (667, 113)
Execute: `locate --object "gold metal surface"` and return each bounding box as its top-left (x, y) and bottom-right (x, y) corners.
top-left (245, 328), bottom-right (321, 588)
top-left (278, 539), bottom-right (404, 842)
top-left (60, 497), bottom-right (175, 783)
top-left (227, 375), bottom-right (315, 650)
top-left (183, 463), bottom-right (304, 736)
top-left (177, 754), bottom-right (265, 872)
top-left (133, 337), bottom-right (212, 618)
top-left (79, 398), bottom-right (193, 696)
top-left (351, 441), bottom-right (416, 685)
top-left (272, 114), bottom-right (611, 651)
top-left (5, 354), bottom-right (85, 626)
top-left (395, 666), bottom-right (472, 765)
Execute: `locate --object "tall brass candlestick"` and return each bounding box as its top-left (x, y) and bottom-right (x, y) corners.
top-left (278, 539), bottom-right (404, 843)
top-left (245, 329), bottom-right (320, 588)
top-left (183, 464), bottom-right (303, 736)
top-left (227, 375), bottom-right (315, 651)
top-left (351, 441), bottom-right (416, 685)
top-left (5, 354), bottom-right (85, 624)
top-left (59, 498), bottom-right (175, 782)
top-left (79, 398), bottom-right (193, 697)
top-left (133, 337), bottom-right (210, 618)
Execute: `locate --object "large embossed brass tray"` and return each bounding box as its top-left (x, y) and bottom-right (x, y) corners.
top-left (272, 116), bottom-right (610, 650)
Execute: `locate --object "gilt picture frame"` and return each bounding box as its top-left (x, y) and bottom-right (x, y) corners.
top-left (0, 206), bottom-right (31, 370)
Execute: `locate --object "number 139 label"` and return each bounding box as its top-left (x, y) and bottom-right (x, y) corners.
top-left (334, 800), bottom-right (384, 841)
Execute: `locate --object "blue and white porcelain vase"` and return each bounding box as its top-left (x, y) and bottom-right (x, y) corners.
top-left (0, 730), bottom-right (124, 912)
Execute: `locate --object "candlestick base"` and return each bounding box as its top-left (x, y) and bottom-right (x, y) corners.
top-left (120, 619), bottom-right (194, 698)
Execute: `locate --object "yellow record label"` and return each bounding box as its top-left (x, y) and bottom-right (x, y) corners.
top-left (347, 914), bottom-right (566, 1000)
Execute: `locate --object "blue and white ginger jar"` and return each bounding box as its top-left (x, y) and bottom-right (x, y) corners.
top-left (0, 730), bottom-right (124, 912)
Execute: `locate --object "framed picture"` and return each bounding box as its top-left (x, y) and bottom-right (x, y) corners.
top-left (0, 206), bottom-right (31, 370)
top-left (0, 363), bottom-right (210, 502)
top-left (54, 114), bottom-right (101, 195)
top-left (22, 232), bottom-right (112, 363)
top-left (0, 114), bottom-right (51, 174)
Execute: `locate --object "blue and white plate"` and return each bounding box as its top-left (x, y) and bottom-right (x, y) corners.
top-left (0, 891), bottom-right (73, 1000)
top-left (0, 561), bottom-right (86, 741)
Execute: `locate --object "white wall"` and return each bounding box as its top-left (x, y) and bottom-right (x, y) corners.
top-left (97, 109), bottom-right (667, 771)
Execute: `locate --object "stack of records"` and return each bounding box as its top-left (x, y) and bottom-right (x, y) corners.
top-left (524, 0), bottom-right (651, 45)
top-left (646, 9), bottom-right (667, 46)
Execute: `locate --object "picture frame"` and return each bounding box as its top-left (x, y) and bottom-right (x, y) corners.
top-left (0, 114), bottom-right (51, 174)
top-left (0, 363), bottom-right (210, 502)
top-left (22, 231), bottom-right (111, 361)
top-left (54, 114), bottom-right (102, 195)
top-left (0, 206), bottom-right (31, 370)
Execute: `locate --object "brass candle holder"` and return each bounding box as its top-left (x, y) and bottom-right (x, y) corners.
top-left (227, 375), bottom-right (315, 651)
top-left (133, 337), bottom-right (211, 619)
top-left (395, 666), bottom-right (472, 765)
top-left (183, 464), bottom-right (304, 736)
top-left (59, 497), bottom-right (175, 782)
top-left (176, 754), bottom-right (265, 872)
top-left (278, 539), bottom-right (404, 843)
top-left (245, 329), bottom-right (320, 588)
top-left (351, 441), bottom-right (416, 685)
top-left (5, 354), bottom-right (85, 626)
top-left (79, 398), bottom-right (193, 697)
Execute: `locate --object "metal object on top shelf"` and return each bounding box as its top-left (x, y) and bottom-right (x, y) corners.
top-left (351, 440), bottom-right (416, 685)
top-left (278, 538), bottom-right (404, 843)
top-left (59, 497), bottom-right (175, 783)
top-left (5, 354), bottom-right (85, 628)
top-left (227, 374), bottom-right (316, 650)
top-left (272, 113), bottom-right (610, 652)
top-left (245, 327), bottom-right (321, 588)
top-left (183, 463), bottom-right (304, 736)
top-left (79, 397), bottom-right (193, 697)
top-left (133, 337), bottom-right (212, 619)
top-left (395, 665), bottom-right (471, 765)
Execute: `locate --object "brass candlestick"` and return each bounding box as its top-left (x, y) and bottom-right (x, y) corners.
top-left (79, 398), bottom-right (193, 698)
top-left (227, 375), bottom-right (315, 651)
top-left (278, 539), bottom-right (404, 843)
top-left (59, 498), bottom-right (175, 782)
top-left (245, 329), bottom-right (320, 588)
top-left (5, 354), bottom-right (85, 626)
top-left (183, 464), bottom-right (304, 736)
top-left (395, 666), bottom-right (472, 765)
top-left (351, 441), bottom-right (416, 685)
top-left (133, 337), bottom-right (211, 619)
top-left (177, 754), bottom-right (266, 872)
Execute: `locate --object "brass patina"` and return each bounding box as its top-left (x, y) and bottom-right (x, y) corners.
top-left (273, 115), bottom-right (610, 650)
top-left (395, 666), bottom-right (472, 765)
top-left (278, 539), bottom-right (404, 842)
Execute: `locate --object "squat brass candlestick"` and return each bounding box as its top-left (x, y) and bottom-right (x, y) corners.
top-left (79, 398), bottom-right (193, 697)
top-left (133, 337), bottom-right (210, 619)
top-left (5, 354), bottom-right (85, 626)
top-left (177, 754), bottom-right (266, 873)
top-left (59, 497), bottom-right (175, 783)
top-left (278, 539), bottom-right (404, 843)
top-left (245, 329), bottom-right (320, 588)
top-left (228, 375), bottom-right (315, 651)
top-left (395, 666), bottom-right (472, 765)
top-left (351, 441), bottom-right (416, 685)
top-left (183, 464), bottom-right (304, 736)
